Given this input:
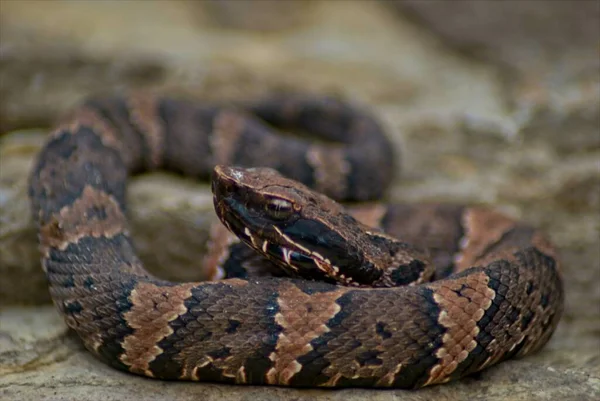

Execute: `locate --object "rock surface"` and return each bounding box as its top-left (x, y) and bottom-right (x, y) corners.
top-left (0, 1), bottom-right (598, 400)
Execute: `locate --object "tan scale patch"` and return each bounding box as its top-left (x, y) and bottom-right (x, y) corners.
top-left (53, 106), bottom-right (124, 156)
top-left (305, 146), bottom-right (350, 199)
top-left (127, 94), bottom-right (165, 168)
top-left (423, 271), bottom-right (496, 386)
top-left (375, 363), bottom-right (403, 387)
top-left (120, 282), bottom-right (196, 376)
top-left (320, 372), bottom-right (343, 387)
top-left (455, 207), bottom-right (518, 272)
top-left (210, 111), bottom-right (246, 165)
top-left (265, 283), bottom-right (348, 385)
top-left (39, 185), bottom-right (128, 257)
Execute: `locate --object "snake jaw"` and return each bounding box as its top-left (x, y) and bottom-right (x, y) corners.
top-left (270, 225), bottom-right (349, 281)
top-left (212, 165), bottom-right (390, 285)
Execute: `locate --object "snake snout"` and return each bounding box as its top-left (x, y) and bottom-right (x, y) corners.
top-left (212, 165), bottom-right (242, 198)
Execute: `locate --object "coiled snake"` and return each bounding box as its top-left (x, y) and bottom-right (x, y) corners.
top-left (28, 94), bottom-right (563, 388)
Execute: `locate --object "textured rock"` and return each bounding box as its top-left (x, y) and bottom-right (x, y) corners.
top-left (0, 0), bottom-right (598, 400)
top-left (393, 0), bottom-right (600, 154)
top-left (394, 0), bottom-right (600, 75)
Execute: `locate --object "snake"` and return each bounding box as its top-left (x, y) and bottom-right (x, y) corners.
top-left (28, 93), bottom-right (564, 389)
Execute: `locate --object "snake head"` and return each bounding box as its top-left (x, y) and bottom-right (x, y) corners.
top-left (211, 165), bottom-right (391, 286)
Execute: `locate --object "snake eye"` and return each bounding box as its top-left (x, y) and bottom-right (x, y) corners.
top-left (264, 197), bottom-right (295, 220)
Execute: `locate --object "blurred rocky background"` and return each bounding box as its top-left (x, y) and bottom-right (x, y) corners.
top-left (1, 1), bottom-right (598, 400)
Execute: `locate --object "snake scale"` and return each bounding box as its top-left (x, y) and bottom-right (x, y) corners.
top-left (28, 93), bottom-right (564, 388)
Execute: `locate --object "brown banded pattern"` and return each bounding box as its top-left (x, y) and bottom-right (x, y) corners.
top-left (266, 283), bottom-right (348, 385)
top-left (121, 282), bottom-right (196, 376)
top-left (29, 92), bottom-right (564, 388)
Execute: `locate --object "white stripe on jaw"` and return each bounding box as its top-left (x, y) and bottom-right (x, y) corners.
top-left (309, 251), bottom-right (337, 273)
top-left (272, 226), bottom-right (312, 254)
top-left (244, 227), bottom-right (262, 248)
top-left (313, 259), bottom-right (347, 283)
top-left (279, 247), bottom-right (298, 271)
top-left (271, 225), bottom-right (345, 277)
top-left (270, 224), bottom-right (356, 284)
top-left (314, 258), bottom-right (332, 275)
top-left (282, 247), bottom-right (292, 265)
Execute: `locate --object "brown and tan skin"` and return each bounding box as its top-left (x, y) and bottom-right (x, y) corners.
top-left (28, 93), bottom-right (564, 388)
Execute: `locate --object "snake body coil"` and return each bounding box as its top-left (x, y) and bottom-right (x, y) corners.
top-left (28, 94), bottom-right (563, 388)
